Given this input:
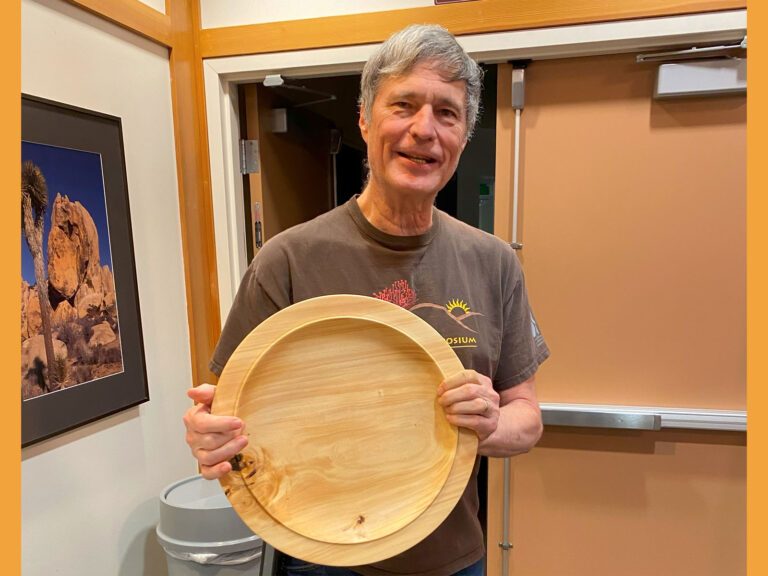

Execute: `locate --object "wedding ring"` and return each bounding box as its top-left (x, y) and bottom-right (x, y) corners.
top-left (482, 398), bottom-right (489, 415)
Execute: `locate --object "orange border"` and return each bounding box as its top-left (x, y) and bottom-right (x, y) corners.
top-left (747, 2), bottom-right (764, 574)
top-left (14, 1), bottom-right (760, 573)
top-left (6, 1), bottom-right (20, 574)
top-left (199, 0), bottom-right (745, 58)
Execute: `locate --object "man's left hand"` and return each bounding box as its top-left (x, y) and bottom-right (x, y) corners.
top-left (437, 369), bottom-right (500, 442)
top-left (438, 370), bottom-right (543, 457)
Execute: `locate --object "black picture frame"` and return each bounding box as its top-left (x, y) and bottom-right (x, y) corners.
top-left (21, 94), bottom-right (148, 447)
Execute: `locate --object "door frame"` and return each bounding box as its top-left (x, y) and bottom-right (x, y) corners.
top-left (202, 9), bottom-right (746, 323)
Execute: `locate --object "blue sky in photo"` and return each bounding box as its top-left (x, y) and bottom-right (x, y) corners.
top-left (21, 141), bottom-right (113, 286)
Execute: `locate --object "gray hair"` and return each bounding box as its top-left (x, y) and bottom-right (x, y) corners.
top-left (359, 24), bottom-right (483, 139)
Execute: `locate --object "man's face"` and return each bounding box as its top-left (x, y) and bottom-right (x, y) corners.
top-left (359, 62), bottom-right (468, 200)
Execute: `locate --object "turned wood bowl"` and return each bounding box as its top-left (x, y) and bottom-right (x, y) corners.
top-left (212, 294), bottom-right (477, 566)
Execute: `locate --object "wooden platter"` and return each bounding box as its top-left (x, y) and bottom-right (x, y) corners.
top-left (212, 294), bottom-right (477, 566)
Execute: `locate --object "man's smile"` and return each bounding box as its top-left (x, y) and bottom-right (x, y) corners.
top-left (397, 151), bottom-right (437, 164)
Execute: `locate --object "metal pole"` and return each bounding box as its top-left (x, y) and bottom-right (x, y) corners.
top-left (512, 109), bottom-right (521, 244)
top-left (500, 58), bottom-right (530, 576)
top-left (501, 457), bottom-right (511, 575)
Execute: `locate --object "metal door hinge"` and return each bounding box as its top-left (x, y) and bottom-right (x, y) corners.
top-left (499, 541), bottom-right (513, 550)
top-left (239, 139), bottom-right (260, 174)
top-left (509, 242), bottom-right (523, 250)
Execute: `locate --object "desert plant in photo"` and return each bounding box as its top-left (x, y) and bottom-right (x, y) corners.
top-left (21, 160), bottom-right (59, 391)
top-left (55, 321), bottom-right (82, 347)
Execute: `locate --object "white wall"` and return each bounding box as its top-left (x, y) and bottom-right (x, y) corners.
top-left (200, 0), bottom-right (432, 29)
top-left (21, 1), bottom-right (198, 574)
top-left (138, 0), bottom-right (165, 14)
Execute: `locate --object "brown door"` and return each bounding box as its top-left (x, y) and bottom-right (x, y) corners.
top-left (487, 58), bottom-right (746, 576)
top-left (242, 82), bottom-right (334, 255)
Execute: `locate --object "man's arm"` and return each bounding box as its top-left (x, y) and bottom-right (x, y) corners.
top-left (438, 371), bottom-right (543, 457)
top-left (478, 376), bottom-right (542, 457)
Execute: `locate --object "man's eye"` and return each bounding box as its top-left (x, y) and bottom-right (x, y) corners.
top-left (440, 108), bottom-right (458, 119)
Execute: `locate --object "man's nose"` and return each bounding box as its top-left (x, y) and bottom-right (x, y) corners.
top-left (410, 106), bottom-right (437, 141)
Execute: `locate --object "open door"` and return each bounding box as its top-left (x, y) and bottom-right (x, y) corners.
top-left (242, 83), bottom-right (335, 261)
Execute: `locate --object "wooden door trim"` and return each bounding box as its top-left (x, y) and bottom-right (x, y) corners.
top-left (66, 0), bottom-right (173, 47)
top-left (168, 0), bottom-right (221, 385)
top-left (199, 0), bottom-right (744, 58)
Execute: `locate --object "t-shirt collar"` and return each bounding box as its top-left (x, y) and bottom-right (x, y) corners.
top-left (346, 194), bottom-right (440, 250)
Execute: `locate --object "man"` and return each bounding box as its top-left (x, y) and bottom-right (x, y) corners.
top-left (184, 24), bottom-right (549, 576)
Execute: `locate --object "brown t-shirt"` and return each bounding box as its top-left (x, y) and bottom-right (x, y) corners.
top-left (210, 197), bottom-right (549, 576)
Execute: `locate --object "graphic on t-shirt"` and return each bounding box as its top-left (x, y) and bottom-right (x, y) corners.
top-left (411, 299), bottom-right (483, 333)
top-left (373, 280), bottom-right (484, 348)
top-left (372, 279), bottom-right (417, 309)
top-left (446, 299), bottom-right (470, 315)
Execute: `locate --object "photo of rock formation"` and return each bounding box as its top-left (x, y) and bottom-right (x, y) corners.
top-left (21, 141), bottom-right (123, 400)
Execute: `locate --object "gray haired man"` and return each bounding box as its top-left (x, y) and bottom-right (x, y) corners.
top-left (184, 24), bottom-right (549, 576)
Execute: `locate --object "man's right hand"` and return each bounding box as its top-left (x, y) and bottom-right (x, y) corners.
top-left (183, 384), bottom-right (249, 479)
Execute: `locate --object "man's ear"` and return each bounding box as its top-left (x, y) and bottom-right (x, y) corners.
top-left (358, 106), bottom-right (369, 144)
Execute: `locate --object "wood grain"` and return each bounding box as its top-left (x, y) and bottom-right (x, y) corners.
top-left (213, 295), bottom-right (477, 565)
top-left (199, 0), bottom-right (745, 58)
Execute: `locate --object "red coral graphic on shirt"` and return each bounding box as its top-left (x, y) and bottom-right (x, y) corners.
top-left (373, 279), bottom-right (418, 309)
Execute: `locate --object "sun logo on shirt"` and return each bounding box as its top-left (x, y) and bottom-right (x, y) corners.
top-left (446, 299), bottom-right (470, 316)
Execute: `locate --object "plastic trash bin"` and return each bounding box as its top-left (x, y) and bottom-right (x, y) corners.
top-left (157, 474), bottom-right (263, 575)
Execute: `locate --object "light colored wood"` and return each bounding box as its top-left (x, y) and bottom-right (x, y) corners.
top-left (168, 0), bottom-right (221, 385)
top-left (65, 0), bottom-right (173, 46)
top-left (213, 295), bottom-right (477, 565)
top-left (238, 317), bottom-right (456, 544)
top-left (199, 0), bottom-right (745, 58)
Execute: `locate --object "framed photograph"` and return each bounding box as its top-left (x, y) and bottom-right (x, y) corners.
top-left (21, 95), bottom-right (148, 446)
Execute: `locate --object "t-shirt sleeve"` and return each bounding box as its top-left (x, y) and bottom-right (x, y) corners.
top-left (209, 245), bottom-right (292, 376)
top-left (493, 248), bottom-right (550, 390)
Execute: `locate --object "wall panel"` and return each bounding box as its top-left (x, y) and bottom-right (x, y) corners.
top-left (200, 0), bottom-right (432, 29)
